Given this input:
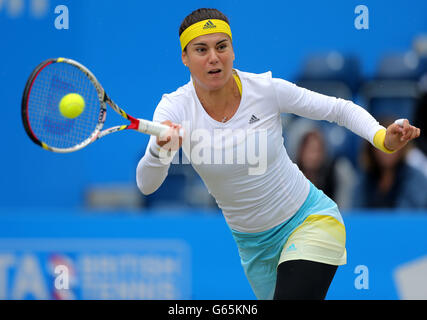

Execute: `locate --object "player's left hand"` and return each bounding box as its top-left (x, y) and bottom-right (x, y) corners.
top-left (384, 119), bottom-right (421, 152)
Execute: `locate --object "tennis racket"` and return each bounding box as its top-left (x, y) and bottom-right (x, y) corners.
top-left (21, 57), bottom-right (182, 153)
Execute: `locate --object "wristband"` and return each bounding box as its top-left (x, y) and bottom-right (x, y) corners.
top-left (373, 128), bottom-right (395, 154)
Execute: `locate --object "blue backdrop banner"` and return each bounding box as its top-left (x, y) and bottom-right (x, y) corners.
top-left (0, 209), bottom-right (426, 300)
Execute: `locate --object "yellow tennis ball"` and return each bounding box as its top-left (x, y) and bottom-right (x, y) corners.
top-left (59, 93), bottom-right (85, 119)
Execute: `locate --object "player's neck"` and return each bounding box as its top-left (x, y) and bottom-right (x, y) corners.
top-left (194, 75), bottom-right (240, 120)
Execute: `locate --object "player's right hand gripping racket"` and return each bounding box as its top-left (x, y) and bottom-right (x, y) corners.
top-left (21, 57), bottom-right (182, 153)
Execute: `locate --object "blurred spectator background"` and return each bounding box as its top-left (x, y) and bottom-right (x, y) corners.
top-left (1, 0), bottom-right (426, 212)
top-left (352, 118), bottom-right (427, 209)
top-left (406, 76), bottom-right (427, 177)
top-left (1, 0), bottom-right (427, 300)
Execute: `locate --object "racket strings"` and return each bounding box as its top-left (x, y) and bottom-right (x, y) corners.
top-left (27, 62), bottom-right (101, 149)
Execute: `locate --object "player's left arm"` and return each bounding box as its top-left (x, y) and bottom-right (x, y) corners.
top-left (273, 78), bottom-right (421, 153)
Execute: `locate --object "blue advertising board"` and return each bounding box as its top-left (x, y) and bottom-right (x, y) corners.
top-left (0, 209), bottom-right (426, 300)
top-left (0, 238), bottom-right (191, 299)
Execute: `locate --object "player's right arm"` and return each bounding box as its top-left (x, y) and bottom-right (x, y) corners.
top-left (136, 100), bottom-right (183, 195)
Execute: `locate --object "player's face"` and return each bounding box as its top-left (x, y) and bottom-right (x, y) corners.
top-left (182, 33), bottom-right (235, 91)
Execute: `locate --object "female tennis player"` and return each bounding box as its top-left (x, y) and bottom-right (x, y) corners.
top-left (136, 8), bottom-right (421, 300)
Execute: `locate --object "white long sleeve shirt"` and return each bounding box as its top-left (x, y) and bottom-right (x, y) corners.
top-left (137, 69), bottom-right (384, 232)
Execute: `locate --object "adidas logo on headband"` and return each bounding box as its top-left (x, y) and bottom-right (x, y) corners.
top-left (203, 20), bottom-right (216, 29)
top-left (180, 19), bottom-right (231, 51)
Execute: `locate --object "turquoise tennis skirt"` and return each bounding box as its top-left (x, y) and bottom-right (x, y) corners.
top-left (231, 181), bottom-right (346, 300)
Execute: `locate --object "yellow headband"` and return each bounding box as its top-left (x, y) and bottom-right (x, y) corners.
top-left (180, 19), bottom-right (232, 51)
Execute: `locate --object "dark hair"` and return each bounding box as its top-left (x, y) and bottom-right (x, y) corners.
top-left (179, 8), bottom-right (230, 37)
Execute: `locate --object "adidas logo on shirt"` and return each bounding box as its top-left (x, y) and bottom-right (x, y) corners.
top-left (249, 115), bottom-right (260, 124)
top-left (203, 20), bottom-right (216, 29)
top-left (286, 243), bottom-right (297, 252)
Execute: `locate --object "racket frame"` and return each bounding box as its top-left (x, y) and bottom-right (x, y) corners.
top-left (22, 58), bottom-right (106, 153)
top-left (22, 57), bottom-right (173, 153)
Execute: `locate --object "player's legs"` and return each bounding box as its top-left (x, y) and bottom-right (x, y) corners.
top-left (273, 259), bottom-right (337, 300)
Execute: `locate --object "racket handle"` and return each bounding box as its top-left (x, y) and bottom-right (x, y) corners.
top-left (137, 119), bottom-right (184, 137)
